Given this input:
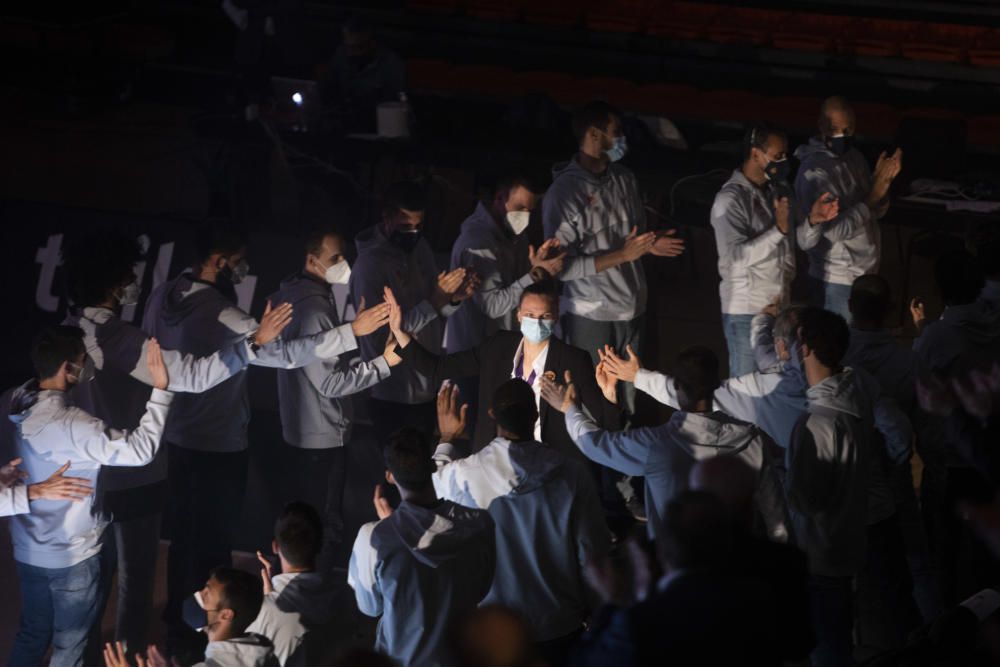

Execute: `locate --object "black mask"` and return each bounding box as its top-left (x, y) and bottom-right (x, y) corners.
top-left (765, 157), bottom-right (791, 183)
top-left (389, 229), bottom-right (421, 254)
top-left (825, 134), bottom-right (853, 157)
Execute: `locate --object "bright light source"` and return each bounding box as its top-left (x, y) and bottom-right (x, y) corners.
top-left (292, 92), bottom-right (303, 106)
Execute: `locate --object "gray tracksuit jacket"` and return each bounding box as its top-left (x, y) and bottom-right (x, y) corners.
top-left (143, 272), bottom-right (357, 453)
top-left (349, 499), bottom-right (496, 667)
top-left (269, 273), bottom-right (391, 449)
top-left (794, 138), bottom-right (884, 285)
top-left (446, 203), bottom-right (534, 353)
top-left (6, 382), bottom-right (172, 568)
top-left (710, 169), bottom-right (796, 315)
top-left (431, 437), bottom-right (610, 641)
top-left (543, 157), bottom-right (647, 322)
top-left (350, 225), bottom-right (456, 405)
top-left (787, 369), bottom-right (872, 577)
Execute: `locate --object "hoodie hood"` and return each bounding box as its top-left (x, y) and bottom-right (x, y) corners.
top-left (159, 272), bottom-right (229, 328)
top-left (551, 156), bottom-right (612, 187)
top-left (940, 300), bottom-right (1000, 347)
top-left (270, 572), bottom-right (336, 626)
top-left (7, 381), bottom-right (62, 438)
top-left (460, 201), bottom-right (508, 243)
top-left (202, 634), bottom-right (276, 667)
top-left (387, 499), bottom-right (493, 569)
top-left (275, 271), bottom-right (332, 308)
top-left (806, 367), bottom-right (864, 418)
top-left (671, 411), bottom-right (762, 459)
top-left (793, 136), bottom-right (840, 163)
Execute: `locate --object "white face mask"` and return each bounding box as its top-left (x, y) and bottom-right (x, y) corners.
top-left (506, 210), bottom-right (530, 236)
top-left (322, 259), bottom-right (351, 285)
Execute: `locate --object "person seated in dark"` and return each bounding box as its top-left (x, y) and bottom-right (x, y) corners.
top-left (319, 16), bottom-right (406, 134)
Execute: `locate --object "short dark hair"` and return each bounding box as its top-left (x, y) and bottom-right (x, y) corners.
top-left (385, 428), bottom-right (434, 491)
top-left (797, 307), bottom-right (850, 370)
top-left (494, 172), bottom-right (541, 198)
top-left (936, 248), bottom-right (984, 306)
top-left (304, 228), bottom-right (343, 257)
top-left (62, 231), bottom-right (142, 307)
top-left (659, 490), bottom-right (732, 570)
top-left (491, 379), bottom-right (538, 440)
top-left (742, 122), bottom-right (786, 162)
top-left (209, 566), bottom-right (264, 635)
top-left (31, 326), bottom-right (85, 380)
top-left (195, 226), bottom-right (248, 263)
top-left (572, 100), bottom-right (622, 144)
top-left (849, 275), bottom-right (892, 325)
top-left (818, 95), bottom-right (856, 136)
top-left (673, 346), bottom-right (721, 407)
top-left (274, 502), bottom-right (323, 569)
top-left (381, 181), bottom-right (427, 219)
top-left (519, 278), bottom-right (559, 308)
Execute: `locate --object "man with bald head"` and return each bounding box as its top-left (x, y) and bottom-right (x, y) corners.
top-left (794, 96), bottom-right (903, 318)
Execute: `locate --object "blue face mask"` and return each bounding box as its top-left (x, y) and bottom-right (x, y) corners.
top-left (605, 135), bottom-right (627, 162)
top-left (520, 316), bottom-right (555, 344)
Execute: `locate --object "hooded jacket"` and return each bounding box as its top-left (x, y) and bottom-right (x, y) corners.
top-left (845, 327), bottom-right (918, 411)
top-left (196, 633), bottom-right (280, 667)
top-left (349, 499), bottom-right (495, 667)
top-left (269, 273), bottom-right (391, 449)
top-left (543, 157), bottom-right (647, 321)
top-left (913, 300), bottom-right (1000, 376)
top-left (794, 138), bottom-right (882, 285)
top-left (65, 306), bottom-right (252, 495)
top-left (787, 369), bottom-right (872, 577)
top-left (564, 405), bottom-right (789, 543)
top-left (142, 272), bottom-right (356, 452)
top-left (350, 225), bottom-right (455, 405)
top-left (431, 437), bottom-right (610, 641)
top-left (710, 169), bottom-right (796, 315)
top-left (246, 571), bottom-right (335, 667)
top-left (445, 202), bottom-right (535, 353)
top-left (5, 381), bottom-right (172, 568)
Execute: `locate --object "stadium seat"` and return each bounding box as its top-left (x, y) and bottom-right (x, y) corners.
top-left (843, 18), bottom-right (919, 58)
top-left (585, 0), bottom-right (652, 34)
top-left (646, 2), bottom-right (720, 41)
top-left (771, 14), bottom-right (854, 54)
top-left (707, 7), bottom-right (788, 47)
top-left (901, 23), bottom-right (987, 63)
top-left (465, 0), bottom-right (522, 21)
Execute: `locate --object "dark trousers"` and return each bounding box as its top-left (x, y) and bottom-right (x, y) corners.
top-left (368, 398), bottom-right (436, 450)
top-left (856, 514), bottom-right (923, 652)
top-left (536, 627), bottom-right (584, 667)
top-left (807, 574), bottom-right (855, 667)
top-left (283, 444), bottom-right (347, 574)
top-left (163, 444), bottom-right (248, 635)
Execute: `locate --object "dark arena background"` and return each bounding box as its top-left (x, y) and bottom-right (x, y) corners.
top-left (2, 0), bottom-right (1000, 664)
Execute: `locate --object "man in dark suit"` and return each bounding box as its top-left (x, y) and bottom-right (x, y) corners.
top-left (384, 280), bottom-right (620, 491)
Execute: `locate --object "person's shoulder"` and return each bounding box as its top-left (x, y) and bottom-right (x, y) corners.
top-left (554, 337), bottom-right (594, 367)
top-left (485, 330), bottom-right (522, 352)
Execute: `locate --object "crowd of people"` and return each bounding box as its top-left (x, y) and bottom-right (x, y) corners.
top-left (2, 93), bottom-right (1000, 667)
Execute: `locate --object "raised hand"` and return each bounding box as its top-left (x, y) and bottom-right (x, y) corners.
top-left (773, 197), bottom-right (791, 235)
top-left (383, 287), bottom-right (411, 347)
top-left (436, 381), bottom-right (469, 443)
top-left (451, 270), bottom-right (481, 303)
top-left (431, 268), bottom-right (468, 310)
top-left (146, 338), bottom-right (169, 391)
top-left (373, 484), bottom-right (394, 520)
top-left (809, 192), bottom-right (839, 226)
top-left (104, 641), bottom-right (130, 667)
top-left (28, 461), bottom-right (93, 502)
top-left (351, 296), bottom-right (392, 337)
top-left (257, 550), bottom-right (274, 595)
top-left (910, 297), bottom-right (927, 331)
top-left (621, 226), bottom-right (657, 262)
top-left (0, 457), bottom-right (27, 488)
top-left (256, 300), bottom-right (294, 346)
top-left (539, 370), bottom-right (578, 413)
top-left (649, 229), bottom-right (686, 257)
top-left (600, 344), bottom-right (642, 383)
top-left (529, 239), bottom-right (566, 277)
top-left (594, 351), bottom-right (619, 405)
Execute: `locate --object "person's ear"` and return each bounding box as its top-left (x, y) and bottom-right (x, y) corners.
top-left (385, 470), bottom-right (394, 486)
top-left (272, 539), bottom-right (279, 556)
top-left (488, 407), bottom-right (496, 422)
top-left (218, 608), bottom-right (235, 623)
top-left (214, 254), bottom-right (227, 272)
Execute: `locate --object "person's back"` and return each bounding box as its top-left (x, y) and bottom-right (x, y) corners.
top-left (350, 429), bottom-right (495, 667)
top-left (479, 441), bottom-right (607, 641)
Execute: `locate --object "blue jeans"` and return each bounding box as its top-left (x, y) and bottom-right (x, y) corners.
top-left (809, 277), bottom-right (853, 321)
top-left (721, 313), bottom-right (756, 377)
top-left (10, 554), bottom-right (102, 667)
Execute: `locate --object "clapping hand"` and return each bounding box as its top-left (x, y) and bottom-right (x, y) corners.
top-left (146, 338), bottom-right (169, 391)
top-left (257, 550), bottom-right (274, 595)
top-left (529, 239), bottom-right (566, 278)
top-left (255, 301), bottom-right (294, 346)
top-left (539, 370), bottom-right (578, 414)
top-left (352, 297), bottom-right (392, 337)
top-left (373, 484), bottom-right (394, 520)
top-left (621, 227), bottom-right (657, 262)
top-left (383, 286), bottom-right (411, 347)
top-left (600, 344), bottom-right (642, 384)
top-left (431, 268), bottom-right (467, 310)
top-left (595, 350), bottom-right (619, 405)
top-left (809, 192), bottom-right (839, 226)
